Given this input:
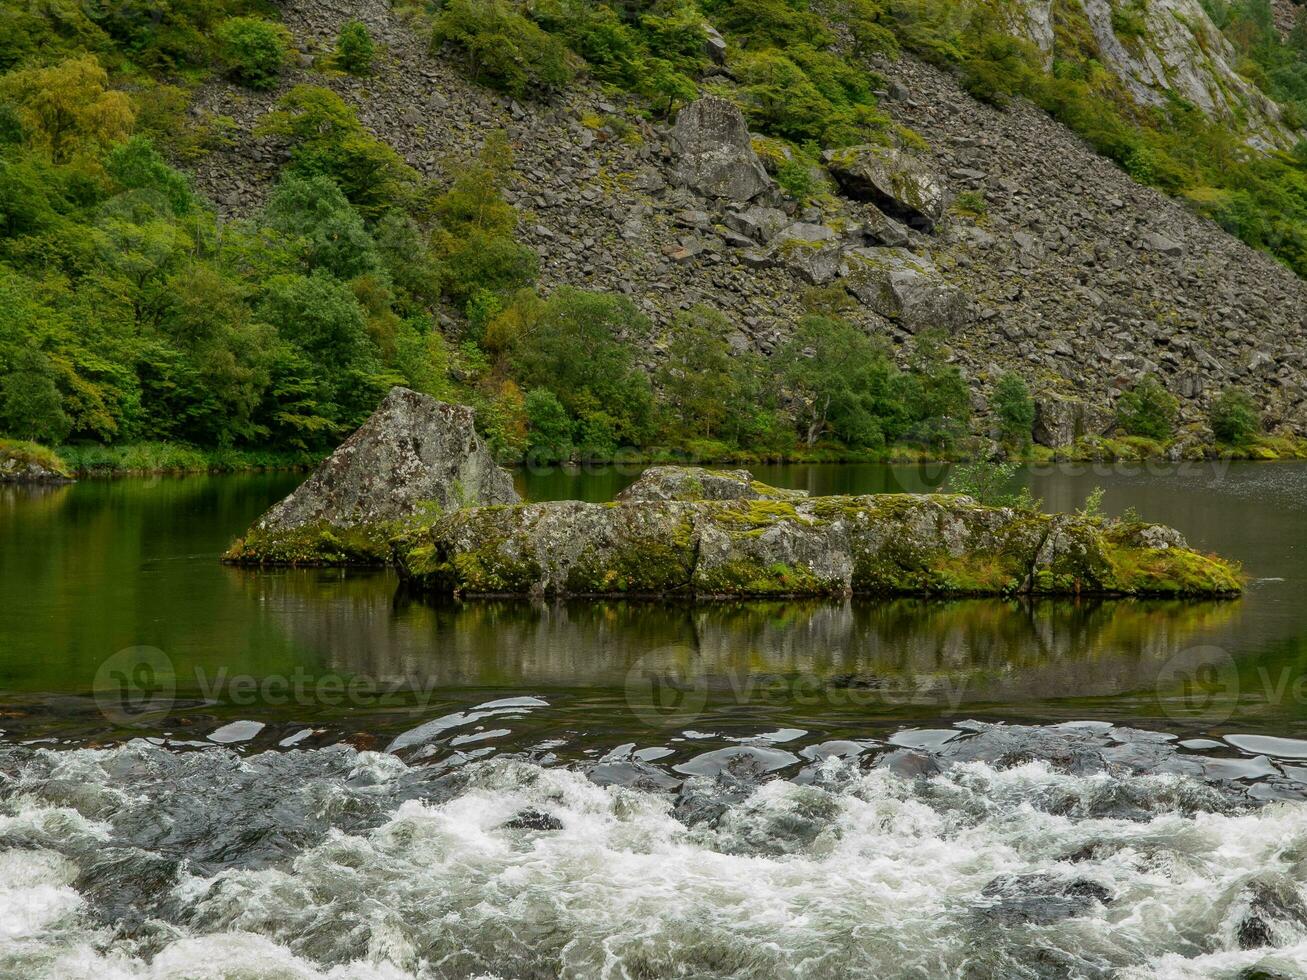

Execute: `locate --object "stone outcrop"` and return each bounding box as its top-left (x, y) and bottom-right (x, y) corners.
top-left (842, 247), bottom-right (966, 332)
top-left (668, 97), bottom-right (773, 202)
top-left (1032, 394), bottom-right (1113, 448)
top-left (0, 443), bottom-right (73, 483)
top-left (618, 466), bottom-right (807, 502)
top-left (393, 468), bottom-right (1241, 599)
top-left (224, 387), bottom-right (517, 564)
top-left (824, 145), bottom-right (947, 230)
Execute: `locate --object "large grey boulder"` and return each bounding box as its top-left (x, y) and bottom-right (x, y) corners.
top-left (841, 247), bottom-right (965, 332)
top-left (618, 466), bottom-right (807, 502)
top-left (824, 145), bottom-right (947, 230)
top-left (225, 388), bottom-right (519, 564)
top-left (776, 240), bottom-right (846, 285)
top-left (724, 205), bottom-right (789, 243)
top-left (1032, 394), bottom-right (1112, 448)
top-left (669, 98), bottom-right (773, 202)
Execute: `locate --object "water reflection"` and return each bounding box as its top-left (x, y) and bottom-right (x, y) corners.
top-left (229, 566), bottom-right (1242, 713)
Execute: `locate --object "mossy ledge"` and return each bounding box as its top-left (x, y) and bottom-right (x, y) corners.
top-left (388, 492), bottom-right (1242, 600)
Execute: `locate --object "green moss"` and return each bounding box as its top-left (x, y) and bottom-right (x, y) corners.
top-left (1103, 540), bottom-right (1243, 596)
top-left (222, 520), bottom-right (396, 566)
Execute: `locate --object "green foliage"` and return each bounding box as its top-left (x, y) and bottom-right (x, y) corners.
top-left (507, 287), bottom-right (655, 446)
top-left (334, 20), bottom-right (376, 75)
top-left (262, 86), bottom-right (417, 219)
top-left (991, 372), bottom-right (1034, 447)
top-left (433, 0), bottom-right (577, 98)
top-left (216, 16), bottom-right (292, 89)
top-left (1115, 375), bottom-right (1179, 441)
top-left (524, 386), bottom-right (574, 463)
top-left (775, 155), bottom-right (820, 200)
top-left (1209, 386), bottom-right (1261, 444)
top-left (1, 350), bottom-right (70, 444)
top-left (655, 305), bottom-right (741, 441)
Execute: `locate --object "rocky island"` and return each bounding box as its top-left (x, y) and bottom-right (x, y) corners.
top-left (226, 390), bottom-right (1241, 599)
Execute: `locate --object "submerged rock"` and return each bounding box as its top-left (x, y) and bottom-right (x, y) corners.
top-left (393, 471), bottom-right (1242, 599)
top-left (224, 388), bottom-right (518, 565)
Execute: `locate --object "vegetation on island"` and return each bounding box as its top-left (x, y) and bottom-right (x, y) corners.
top-left (0, 0), bottom-right (1305, 474)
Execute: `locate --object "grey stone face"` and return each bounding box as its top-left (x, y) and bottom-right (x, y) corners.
top-left (1032, 395), bottom-right (1112, 448)
top-left (252, 387), bottom-right (519, 533)
top-left (668, 98), bottom-right (773, 202)
top-left (824, 145), bottom-right (947, 230)
top-left (842, 247), bottom-right (965, 332)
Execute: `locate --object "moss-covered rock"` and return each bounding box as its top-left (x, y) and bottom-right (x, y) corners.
top-left (393, 491), bottom-right (1243, 599)
top-left (0, 440), bottom-right (74, 483)
top-left (618, 466), bottom-right (807, 503)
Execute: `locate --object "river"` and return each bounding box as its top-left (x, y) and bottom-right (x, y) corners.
top-left (2, 462), bottom-right (1307, 977)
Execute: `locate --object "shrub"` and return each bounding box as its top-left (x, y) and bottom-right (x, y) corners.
top-left (216, 16), bottom-right (292, 89)
top-left (432, 0), bottom-right (576, 99)
top-left (946, 460), bottom-right (1037, 510)
top-left (524, 387), bottom-right (573, 463)
top-left (1115, 375), bottom-right (1179, 441)
top-left (1209, 386), bottom-right (1261, 444)
top-left (991, 372), bottom-right (1034, 447)
top-left (261, 86), bottom-right (417, 218)
top-left (334, 20), bottom-right (376, 74)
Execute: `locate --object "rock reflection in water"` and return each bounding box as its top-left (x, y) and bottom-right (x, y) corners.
top-left (228, 566), bottom-right (1240, 711)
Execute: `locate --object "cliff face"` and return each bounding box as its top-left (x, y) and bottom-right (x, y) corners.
top-left (190, 0), bottom-right (1307, 442)
top-left (1010, 0), bottom-right (1295, 149)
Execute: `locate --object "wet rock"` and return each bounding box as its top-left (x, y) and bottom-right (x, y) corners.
top-left (501, 809), bottom-right (563, 831)
top-left (823, 145), bottom-right (946, 230)
top-left (1234, 878), bottom-right (1307, 950)
top-left (224, 389), bottom-right (518, 565)
top-left (617, 466), bottom-right (807, 503)
top-left (841, 246), bottom-right (965, 332)
top-left (978, 873), bottom-right (1111, 925)
top-left (668, 97), bottom-right (773, 202)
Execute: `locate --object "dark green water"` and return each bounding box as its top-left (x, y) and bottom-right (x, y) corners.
top-left (2, 461), bottom-right (1305, 752)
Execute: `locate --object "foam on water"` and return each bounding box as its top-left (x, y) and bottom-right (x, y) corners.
top-left (4, 742), bottom-right (1307, 978)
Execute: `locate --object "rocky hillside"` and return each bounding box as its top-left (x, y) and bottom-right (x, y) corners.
top-left (186, 0), bottom-right (1307, 444)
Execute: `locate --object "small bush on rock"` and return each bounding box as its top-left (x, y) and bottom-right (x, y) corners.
top-left (433, 0), bottom-right (576, 99)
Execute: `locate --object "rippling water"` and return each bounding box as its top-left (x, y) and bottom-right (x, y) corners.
top-left (4, 462), bottom-right (1307, 977)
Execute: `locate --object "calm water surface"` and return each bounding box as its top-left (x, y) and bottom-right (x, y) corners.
top-left (5, 462), bottom-right (1307, 978)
